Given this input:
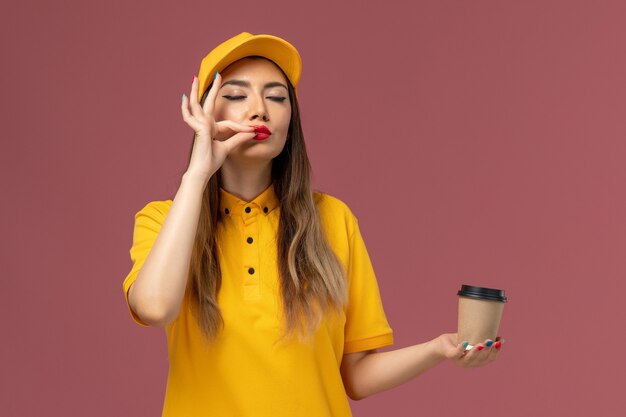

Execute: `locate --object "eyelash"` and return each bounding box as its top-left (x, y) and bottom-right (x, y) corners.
top-left (222, 95), bottom-right (287, 103)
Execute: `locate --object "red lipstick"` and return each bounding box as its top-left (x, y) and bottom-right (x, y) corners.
top-left (252, 125), bottom-right (271, 141)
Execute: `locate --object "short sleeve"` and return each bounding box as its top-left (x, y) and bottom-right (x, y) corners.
top-left (122, 201), bottom-right (170, 327)
top-left (343, 216), bottom-right (394, 353)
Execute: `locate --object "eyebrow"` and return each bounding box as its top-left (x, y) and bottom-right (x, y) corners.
top-left (219, 79), bottom-right (288, 91)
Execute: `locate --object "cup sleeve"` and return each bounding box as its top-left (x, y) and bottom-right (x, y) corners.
top-left (122, 201), bottom-right (168, 327)
top-left (343, 216), bottom-right (394, 353)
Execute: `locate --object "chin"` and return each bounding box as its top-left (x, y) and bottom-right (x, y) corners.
top-left (230, 143), bottom-right (285, 160)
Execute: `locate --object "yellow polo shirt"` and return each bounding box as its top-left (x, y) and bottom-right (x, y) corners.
top-left (122, 182), bottom-right (394, 416)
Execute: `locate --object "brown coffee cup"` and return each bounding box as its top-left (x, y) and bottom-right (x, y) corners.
top-left (457, 285), bottom-right (507, 350)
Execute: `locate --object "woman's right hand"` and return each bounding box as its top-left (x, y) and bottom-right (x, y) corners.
top-left (435, 333), bottom-right (503, 368)
top-left (181, 73), bottom-right (257, 183)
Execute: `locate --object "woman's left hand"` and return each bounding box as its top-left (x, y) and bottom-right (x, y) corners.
top-left (435, 332), bottom-right (504, 368)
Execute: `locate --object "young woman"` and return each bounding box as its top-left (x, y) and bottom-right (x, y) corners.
top-left (122, 32), bottom-right (504, 417)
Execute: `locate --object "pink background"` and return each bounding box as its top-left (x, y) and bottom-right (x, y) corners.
top-left (2, 0), bottom-right (625, 415)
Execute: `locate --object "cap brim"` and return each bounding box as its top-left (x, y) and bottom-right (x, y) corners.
top-left (198, 33), bottom-right (301, 102)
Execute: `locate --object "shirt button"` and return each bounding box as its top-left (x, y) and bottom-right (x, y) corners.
top-left (224, 208), bottom-right (229, 214)
top-left (263, 207), bottom-right (268, 213)
top-left (245, 206), bottom-right (251, 213)
top-left (247, 237), bottom-right (253, 244)
top-left (248, 267), bottom-right (255, 275)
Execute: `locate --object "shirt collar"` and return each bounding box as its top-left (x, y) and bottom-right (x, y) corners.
top-left (219, 182), bottom-right (279, 217)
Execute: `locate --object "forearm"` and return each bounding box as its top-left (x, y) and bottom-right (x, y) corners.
top-left (351, 338), bottom-right (445, 400)
top-left (130, 172), bottom-right (207, 325)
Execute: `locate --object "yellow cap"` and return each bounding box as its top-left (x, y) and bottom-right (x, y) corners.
top-left (197, 32), bottom-right (302, 102)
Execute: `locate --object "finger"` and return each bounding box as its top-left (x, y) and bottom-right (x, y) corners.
top-left (189, 75), bottom-right (204, 117)
top-left (203, 71), bottom-right (222, 115)
top-left (181, 94), bottom-right (191, 119)
top-left (494, 336), bottom-right (504, 351)
top-left (216, 120), bottom-right (256, 134)
top-left (181, 94), bottom-right (203, 132)
top-left (454, 341), bottom-right (471, 365)
top-left (449, 342), bottom-right (465, 360)
top-left (220, 130), bottom-right (258, 151)
top-left (487, 340), bottom-right (499, 362)
top-left (480, 339), bottom-right (495, 364)
top-left (457, 341), bottom-right (471, 358)
top-left (463, 343), bottom-right (484, 367)
top-left (484, 338), bottom-right (495, 350)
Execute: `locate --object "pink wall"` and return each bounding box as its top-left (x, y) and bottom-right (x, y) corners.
top-left (2, 0), bottom-right (625, 415)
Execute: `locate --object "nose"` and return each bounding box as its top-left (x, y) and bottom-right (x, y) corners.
top-left (248, 93), bottom-right (269, 122)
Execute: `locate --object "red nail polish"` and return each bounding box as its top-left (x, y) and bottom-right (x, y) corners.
top-left (477, 345), bottom-right (484, 351)
top-left (495, 341), bottom-right (501, 349)
top-left (192, 75), bottom-right (195, 83)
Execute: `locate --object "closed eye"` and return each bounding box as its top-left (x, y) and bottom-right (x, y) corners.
top-left (222, 95), bottom-right (287, 103)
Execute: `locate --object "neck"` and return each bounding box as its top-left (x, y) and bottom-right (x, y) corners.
top-left (219, 158), bottom-right (273, 202)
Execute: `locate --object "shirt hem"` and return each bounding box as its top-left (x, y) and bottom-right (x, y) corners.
top-left (344, 332), bottom-right (394, 353)
top-left (123, 274), bottom-right (151, 327)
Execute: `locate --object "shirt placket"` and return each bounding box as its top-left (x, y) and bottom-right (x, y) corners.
top-left (241, 202), bottom-right (261, 301)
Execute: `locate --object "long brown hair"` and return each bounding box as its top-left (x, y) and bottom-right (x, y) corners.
top-left (177, 56), bottom-right (348, 347)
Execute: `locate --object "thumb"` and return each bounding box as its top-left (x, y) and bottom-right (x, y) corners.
top-left (455, 341), bottom-right (469, 359)
top-left (443, 342), bottom-right (464, 360)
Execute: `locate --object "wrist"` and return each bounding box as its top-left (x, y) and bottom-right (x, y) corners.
top-left (182, 171), bottom-right (210, 189)
top-left (429, 335), bottom-right (447, 362)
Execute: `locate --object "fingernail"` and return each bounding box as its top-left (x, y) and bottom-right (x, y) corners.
top-left (494, 341), bottom-right (502, 349)
top-left (476, 345), bottom-right (484, 351)
top-left (182, 93), bottom-right (185, 102)
top-left (192, 75), bottom-right (195, 84)
top-left (486, 340), bottom-right (493, 347)
top-left (214, 71), bottom-right (219, 80)
top-left (462, 341), bottom-right (469, 348)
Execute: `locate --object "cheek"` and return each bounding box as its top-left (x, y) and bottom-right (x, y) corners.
top-left (213, 104), bottom-right (245, 122)
top-left (278, 111), bottom-right (291, 131)
top-left (212, 105), bottom-right (225, 121)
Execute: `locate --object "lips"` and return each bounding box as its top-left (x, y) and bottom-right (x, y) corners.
top-left (251, 125), bottom-right (271, 141)
top-left (253, 125), bottom-right (271, 135)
